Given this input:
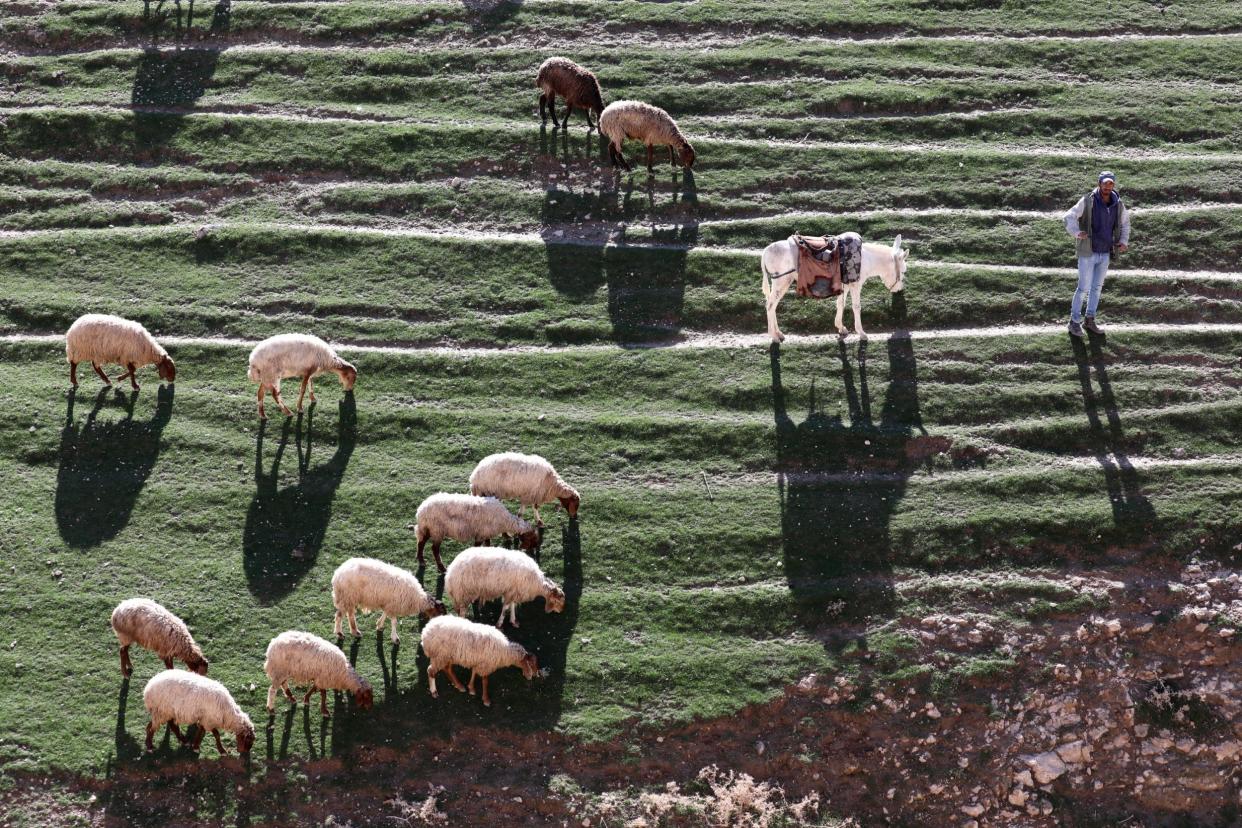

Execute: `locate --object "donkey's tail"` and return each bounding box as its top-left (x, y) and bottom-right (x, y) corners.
top-left (760, 256), bottom-right (772, 299)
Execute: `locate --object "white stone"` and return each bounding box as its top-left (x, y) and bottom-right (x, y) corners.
top-left (1025, 752), bottom-right (1068, 785)
top-left (1055, 741), bottom-right (1091, 764)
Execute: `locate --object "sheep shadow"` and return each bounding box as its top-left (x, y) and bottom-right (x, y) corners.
top-left (1071, 334), bottom-right (1157, 537)
top-left (55, 384), bottom-right (174, 549)
top-left (131, 1), bottom-right (230, 150)
top-left (606, 171), bottom-right (699, 342)
top-left (113, 675), bottom-right (144, 763)
top-left (771, 298), bottom-right (934, 642)
top-left (242, 394), bottom-right (356, 605)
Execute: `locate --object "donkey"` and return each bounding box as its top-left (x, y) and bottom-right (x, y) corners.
top-left (761, 234), bottom-right (908, 342)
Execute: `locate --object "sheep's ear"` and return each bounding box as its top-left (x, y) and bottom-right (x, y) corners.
top-left (893, 234), bottom-right (903, 251)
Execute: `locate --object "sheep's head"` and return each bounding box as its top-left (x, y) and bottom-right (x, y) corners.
top-left (236, 724), bottom-right (256, 755)
top-left (336, 361), bottom-right (358, 391)
top-left (679, 141), bottom-right (696, 169)
top-left (558, 492), bottom-right (580, 518)
top-left (518, 528), bottom-right (542, 552)
top-left (157, 354), bottom-right (176, 383)
top-left (545, 584), bottom-right (566, 614)
top-left (519, 652), bottom-right (540, 680)
top-left (424, 598), bottom-right (448, 619)
top-left (354, 681), bottom-right (374, 710)
top-left (187, 652), bottom-right (209, 675)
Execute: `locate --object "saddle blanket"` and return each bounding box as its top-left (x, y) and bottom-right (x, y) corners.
top-left (790, 232), bottom-right (862, 299)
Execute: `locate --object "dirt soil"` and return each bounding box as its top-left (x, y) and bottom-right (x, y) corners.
top-left (5, 557), bottom-right (1242, 827)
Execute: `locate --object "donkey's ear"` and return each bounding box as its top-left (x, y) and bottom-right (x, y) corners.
top-left (893, 234), bottom-right (903, 250)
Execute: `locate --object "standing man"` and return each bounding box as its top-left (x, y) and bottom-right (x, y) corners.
top-left (1064, 171), bottom-right (1130, 337)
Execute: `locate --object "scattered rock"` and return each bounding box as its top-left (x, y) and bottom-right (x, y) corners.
top-left (1024, 752), bottom-right (1068, 785)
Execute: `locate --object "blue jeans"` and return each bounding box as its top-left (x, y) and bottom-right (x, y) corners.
top-left (1071, 252), bottom-right (1110, 323)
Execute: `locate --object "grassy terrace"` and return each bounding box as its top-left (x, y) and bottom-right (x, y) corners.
top-left (3, 0), bottom-right (1242, 816)
top-left (3, 330), bottom-right (1242, 772)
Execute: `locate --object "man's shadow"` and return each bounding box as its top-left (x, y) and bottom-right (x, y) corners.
top-left (55, 385), bottom-right (174, 548)
top-left (771, 295), bottom-right (936, 643)
top-left (132, 1), bottom-right (230, 151)
top-left (242, 394), bottom-right (356, 604)
top-left (605, 170), bottom-right (699, 343)
top-left (1072, 335), bottom-right (1157, 537)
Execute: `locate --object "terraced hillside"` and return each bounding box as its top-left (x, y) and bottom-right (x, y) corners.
top-left (3, 1), bottom-right (1242, 826)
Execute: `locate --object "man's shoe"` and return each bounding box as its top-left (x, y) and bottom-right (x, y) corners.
top-left (1083, 316), bottom-right (1103, 335)
top-left (1068, 320), bottom-right (1085, 338)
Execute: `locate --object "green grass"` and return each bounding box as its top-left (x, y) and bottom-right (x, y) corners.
top-left (3, 330), bottom-right (1242, 771)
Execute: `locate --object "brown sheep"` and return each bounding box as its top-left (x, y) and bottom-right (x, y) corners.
top-left (536, 57), bottom-right (605, 131)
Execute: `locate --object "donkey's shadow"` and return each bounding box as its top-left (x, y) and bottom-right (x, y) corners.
top-left (55, 385), bottom-right (174, 548)
top-left (771, 301), bottom-right (938, 643)
top-left (242, 394), bottom-right (356, 604)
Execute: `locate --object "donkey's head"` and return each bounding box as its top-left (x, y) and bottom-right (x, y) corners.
top-left (885, 234), bottom-right (908, 293)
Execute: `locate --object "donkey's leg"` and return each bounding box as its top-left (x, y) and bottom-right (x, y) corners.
top-left (850, 282), bottom-right (866, 339)
top-left (766, 274), bottom-right (794, 343)
top-left (835, 292), bottom-right (848, 336)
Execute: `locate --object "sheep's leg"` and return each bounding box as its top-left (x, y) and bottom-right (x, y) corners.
top-left (211, 728), bottom-right (226, 755)
top-left (416, 530), bottom-right (430, 567)
top-left (645, 144), bottom-right (654, 170)
top-left (307, 374), bottom-right (316, 403)
top-left (295, 374), bottom-right (310, 412)
top-left (163, 656), bottom-right (174, 670)
top-left (91, 362), bottom-right (111, 386)
top-left (533, 503), bottom-right (543, 526)
top-left (427, 662), bottom-right (441, 698)
top-left (282, 680), bottom-right (296, 703)
top-left (467, 670), bottom-right (478, 695)
top-left (70, 361), bottom-right (79, 387)
top-left (495, 604), bottom-right (507, 629)
top-left (168, 721), bottom-right (187, 745)
top-left (547, 94), bottom-right (559, 128)
top-left (389, 615), bottom-right (400, 644)
top-left (563, 103), bottom-right (574, 127)
top-left (509, 602), bottom-right (520, 628)
top-left (431, 541), bottom-right (446, 572)
top-left (266, 682), bottom-right (278, 712)
top-left (333, 609), bottom-right (343, 638)
top-left (119, 645), bottom-right (133, 677)
top-left (271, 382), bottom-right (294, 417)
top-left (669, 145), bottom-right (676, 167)
top-left (347, 608), bottom-right (361, 637)
top-left (114, 362), bottom-right (138, 391)
top-left (302, 682), bottom-right (316, 705)
top-left (257, 384), bottom-right (268, 420)
top-left (145, 720), bottom-right (157, 751)
top-left (481, 674), bottom-right (492, 707)
top-left (446, 665), bottom-right (467, 693)
top-left (319, 688), bottom-right (330, 717)
top-left (850, 282), bottom-right (866, 339)
top-left (375, 611), bottom-right (387, 632)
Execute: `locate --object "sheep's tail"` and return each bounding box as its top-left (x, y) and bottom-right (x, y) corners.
top-left (247, 363), bottom-right (260, 382)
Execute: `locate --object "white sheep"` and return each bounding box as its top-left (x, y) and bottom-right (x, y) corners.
top-left (110, 598), bottom-right (209, 677)
top-left (599, 100), bottom-right (696, 172)
top-left (331, 557), bottom-right (446, 643)
top-left (421, 615), bottom-right (539, 707)
top-left (445, 546), bottom-right (565, 628)
top-left (263, 630), bottom-right (373, 716)
top-left (65, 313), bottom-right (176, 389)
top-left (411, 493), bottom-right (541, 572)
top-left (246, 333), bottom-right (357, 419)
top-left (142, 670), bottom-right (255, 755)
top-left (468, 452), bottom-right (580, 525)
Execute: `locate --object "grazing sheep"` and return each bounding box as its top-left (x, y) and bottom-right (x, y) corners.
top-left (110, 598), bottom-right (208, 677)
top-left (422, 615), bottom-right (539, 707)
top-left (142, 670), bottom-right (255, 755)
top-left (599, 100), bottom-right (695, 172)
top-left (445, 546), bottom-right (565, 628)
top-left (331, 557), bottom-right (446, 643)
top-left (247, 333), bottom-right (357, 420)
top-left (65, 313), bottom-right (175, 390)
top-left (411, 493), bottom-right (541, 572)
top-left (263, 630), bottom-right (373, 716)
top-left (468, 451), bottom-right (580, 525)
top-left (536, 56), bottom-right (605, 131)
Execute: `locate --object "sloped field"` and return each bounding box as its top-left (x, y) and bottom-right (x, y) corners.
top-left (2, 1), bottom-right (1242, 826)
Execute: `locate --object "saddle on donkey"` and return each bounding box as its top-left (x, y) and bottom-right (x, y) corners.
top-left (790, 232), bottom-right (863, 299)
